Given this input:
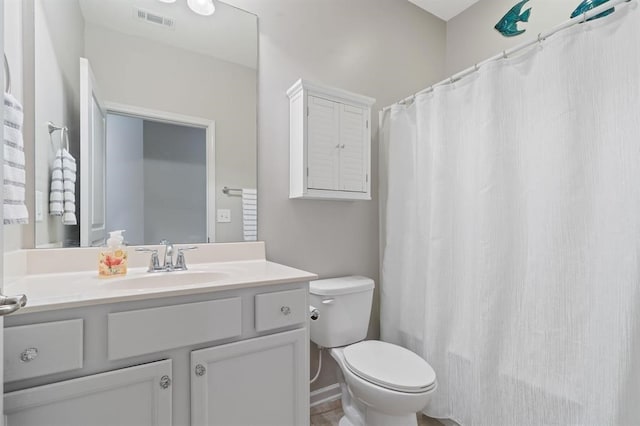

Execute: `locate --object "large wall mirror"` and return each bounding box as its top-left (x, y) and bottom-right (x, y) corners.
top-left (31, 0), bottom-right (257, 248)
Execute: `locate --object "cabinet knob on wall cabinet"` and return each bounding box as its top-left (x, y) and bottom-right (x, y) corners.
top-left (281, 306), bottom-right (292, 316)
top-left (195, 364), bottom-right (207, 377)
top-left (159, 375), bottom-right (172, 389)
top-left (19, 347), bottom-right (38, 363)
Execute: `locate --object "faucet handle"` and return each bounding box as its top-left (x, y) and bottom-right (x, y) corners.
top-left (175, 246), bottom-right (198, 271)
top-left (135, 248), bottom-right (161, 272)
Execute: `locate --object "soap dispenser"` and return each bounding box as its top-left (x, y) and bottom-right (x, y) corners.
top-left (98, 230), bottom-right (128, 278)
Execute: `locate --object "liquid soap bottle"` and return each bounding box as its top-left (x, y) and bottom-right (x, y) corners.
top-left (98, 230), bottom-right (128, 278)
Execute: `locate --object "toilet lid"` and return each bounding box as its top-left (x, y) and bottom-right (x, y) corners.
top-left (343, 341), bottom-right (436, 393)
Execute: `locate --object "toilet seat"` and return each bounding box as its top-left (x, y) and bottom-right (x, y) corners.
top-left (343, 341), bottom-right (436, 394)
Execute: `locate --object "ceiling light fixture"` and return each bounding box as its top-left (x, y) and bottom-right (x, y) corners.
top-left (157, 0), bottom-right (215, 16)
top-left (187, 0), bottom-right (216, 16)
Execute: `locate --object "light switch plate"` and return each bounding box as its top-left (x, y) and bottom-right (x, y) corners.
top-left (216, 209), bottom-right (231, 223)
top-left (35, 190), bottom-right (44, 222)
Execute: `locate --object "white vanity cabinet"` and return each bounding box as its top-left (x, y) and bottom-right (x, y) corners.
top-left (191, 329), bottom-right (307, 426)
top-left (288, 79), bottom-right (375, 200)
top-left (3, 281), bottom-right (310, 426)
top-left (4, 360), bottom-right (172, 426)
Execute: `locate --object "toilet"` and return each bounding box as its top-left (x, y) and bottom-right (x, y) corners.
top-left (310, 276), bottom-right (437, 426)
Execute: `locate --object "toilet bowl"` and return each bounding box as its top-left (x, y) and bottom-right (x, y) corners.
top-left (331, 343), bottom-right (436, 426)
top-left (310, 276), bottom-right (437, 426)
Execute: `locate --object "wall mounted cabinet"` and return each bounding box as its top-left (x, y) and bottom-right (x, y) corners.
top-left (288, 79), bottom-right (375, 200)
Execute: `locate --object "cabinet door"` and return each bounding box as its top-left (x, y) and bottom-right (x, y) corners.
top-left (338, 103), bottom-right (367, 192)
top-left (4, 359), bottom-right (172, 426)
top-left (307, 95), bottom-right (340, 191)
top-left (191, 329), bottom-right (307, 426)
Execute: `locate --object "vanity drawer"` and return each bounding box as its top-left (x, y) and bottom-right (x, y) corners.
top-left (4, 319), bottom-right (83, 382)
top-left (108, 297), bottom-right (242, 360)
top-left (255, 288), bottom-right (307, 332)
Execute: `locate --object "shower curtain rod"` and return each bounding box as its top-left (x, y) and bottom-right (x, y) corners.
top-left (382, 0), bottom-right (634, 112)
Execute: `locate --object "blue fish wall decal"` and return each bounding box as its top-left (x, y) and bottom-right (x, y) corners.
top-left (570, 0), bottom-right (614, 21)
top-left (495, 0), bottom-right (532, 37)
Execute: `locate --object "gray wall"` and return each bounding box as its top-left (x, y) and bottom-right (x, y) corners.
top-left (446, 0), bottom-right (578, 74)
top-left (226, 0), bottom-right (447, 391)
top-left (3, 0), bottom-right (84, 249)
top-left (105, 114), bottom-right (144, 245)
top-left (143, 121), bottom-right (206, 245)
top-left (33, 0), bottom-right (84, 247)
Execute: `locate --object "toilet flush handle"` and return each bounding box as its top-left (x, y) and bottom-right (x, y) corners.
top-left (321, 298), bottom-right (334, 305)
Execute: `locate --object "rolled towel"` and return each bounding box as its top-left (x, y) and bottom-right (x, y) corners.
top-left (61, 149), bottom-right (77, 225)
top-left (50, 149), bottom-right (64, 216)
top-left (49, 147), bottom-right (77, 225)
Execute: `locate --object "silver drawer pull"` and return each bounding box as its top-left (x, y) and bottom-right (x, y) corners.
top-left (20, 348), bottom-right (38, 363)
top-left (280, 306), bottom-right (292, 316)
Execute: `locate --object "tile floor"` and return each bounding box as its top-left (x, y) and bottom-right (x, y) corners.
top-left (310, 399), bottom-right (443, 426)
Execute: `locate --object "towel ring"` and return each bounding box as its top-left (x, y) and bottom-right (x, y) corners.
top-left (3, 53), bottom-right (11, 94)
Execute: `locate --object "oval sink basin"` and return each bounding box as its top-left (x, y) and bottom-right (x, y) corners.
top-left (108, 271), bottom-right (229, 290)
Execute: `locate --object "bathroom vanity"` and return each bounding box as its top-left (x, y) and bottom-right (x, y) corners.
top-left (2, 242), bottom-right (316, 426)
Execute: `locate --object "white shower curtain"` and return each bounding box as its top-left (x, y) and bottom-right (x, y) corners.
top-left (380, 5), bottom-right (640, 425)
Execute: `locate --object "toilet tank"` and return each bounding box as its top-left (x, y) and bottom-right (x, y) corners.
top-left (309, 276), bottom-right (375, 348)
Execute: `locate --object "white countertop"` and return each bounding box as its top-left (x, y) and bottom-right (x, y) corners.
top-left (6, 260), bottom-right (318, 314)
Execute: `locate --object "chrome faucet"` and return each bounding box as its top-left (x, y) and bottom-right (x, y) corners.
top-left (137, 241), bottom-right (198, 273)
top-left (161, 240), bottom-right (174, 271)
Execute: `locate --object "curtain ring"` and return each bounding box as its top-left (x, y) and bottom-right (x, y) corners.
top-left (537, 33), bottom-right (543, 43)
top-left (583, 11), bottom-right (588, 22)
top-left (502, 50), bottom-right (508, 59)
top-left (474, 63), bottom-right (479, 72)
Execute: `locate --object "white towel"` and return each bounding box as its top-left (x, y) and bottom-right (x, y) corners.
top-left (3, 93), bottom-right (29, 224)
top-left (49, 148), bottom-right (77, 225)
top-left (242, 188), bottom-right (257, 241)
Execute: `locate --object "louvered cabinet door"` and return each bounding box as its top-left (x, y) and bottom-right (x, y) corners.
top-left (307, 96), bottom-right (340, 191)
top-left (338, 104), bottom-right (367, 192)
top-left (288, 79), bottom-right (374, 200)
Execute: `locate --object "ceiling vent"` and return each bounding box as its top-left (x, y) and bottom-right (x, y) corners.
top-left (134, 8), bottom-right (175, 29)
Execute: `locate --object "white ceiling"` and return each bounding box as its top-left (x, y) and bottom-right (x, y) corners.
top-left (78, 0), bottom-right (257, 69)
top-left (408, 0), bottom-right (481, 21)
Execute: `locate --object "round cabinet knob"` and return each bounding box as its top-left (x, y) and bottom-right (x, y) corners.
top-left (195, 364), bottom-right (207, 377)
top-left (20, 348), bottom-right (38, 363)
top-left (281, 306), bottom-right (292, 316)
top-left (159, 375), bottom-right (171, 389)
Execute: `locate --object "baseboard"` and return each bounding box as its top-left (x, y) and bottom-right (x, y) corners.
top-left (310, 383), bottom-right (341, 408)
